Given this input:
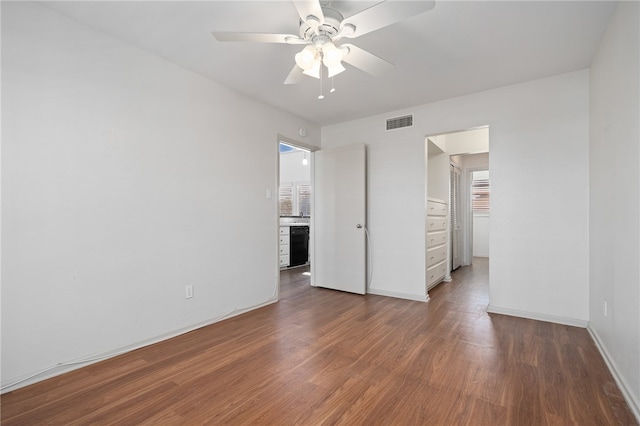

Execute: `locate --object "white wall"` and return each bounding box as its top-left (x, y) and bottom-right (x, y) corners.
top-left (472, 215), bottom-right (490, 257)
top-left (322, 70), bottom-right (590, 323)
top-left (1, 2), bottom-right (320, 390)
top-left (427, 141), bottom-right (450, 202)
top-left (461, 153), bottom-right (490, 170)
top-left (589, 1), bottom-right (640, 418)
top-left (427, 135), bottom-right (447, 152)
top-left (444, 128), bottom-right (490, 155)
top-left (364, 135), bottom-right (428, 300)
top-left (280, 151), bottom-right (311, 184)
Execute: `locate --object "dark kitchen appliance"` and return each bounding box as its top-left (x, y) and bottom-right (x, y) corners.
top-left (289, 226), bottom-right (309, 267)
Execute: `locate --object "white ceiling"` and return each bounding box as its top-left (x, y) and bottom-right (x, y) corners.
top-left (40, 1), bottom-right (616, 126)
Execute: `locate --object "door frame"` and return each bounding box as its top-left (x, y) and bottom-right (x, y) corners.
top-left (276, 134), bottom-right (317, 294)
top-left (464, 166), bottom-right (489, 265)
top-left (463, 164), bottom-right (491, 265)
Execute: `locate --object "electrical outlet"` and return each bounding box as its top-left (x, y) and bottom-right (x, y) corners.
top-left (603, 300), bottom-right (608, 317)
top-left (185, 285), bottom-right (193, 299)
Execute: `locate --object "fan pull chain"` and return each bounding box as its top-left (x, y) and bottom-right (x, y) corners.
top-left (330, 77), bottom-right (336, 93)
top-left (318, 58), bottom-right (325, 100)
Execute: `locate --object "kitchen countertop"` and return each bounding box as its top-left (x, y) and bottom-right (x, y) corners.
top-left (280, 216), bottom-right (310, 227)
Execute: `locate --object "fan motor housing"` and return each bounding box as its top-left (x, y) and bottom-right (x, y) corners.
top-left (299, 7), bottom-right (343, 41)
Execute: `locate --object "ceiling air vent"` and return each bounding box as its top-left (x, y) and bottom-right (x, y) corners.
top-left (386, 114), bottom-right (413, 131)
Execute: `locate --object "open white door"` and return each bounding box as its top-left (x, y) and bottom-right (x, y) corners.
top-left (312, 143), bottom-right (366, 294)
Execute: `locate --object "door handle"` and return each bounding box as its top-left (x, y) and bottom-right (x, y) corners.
top-left (356, 224), bottom-right (363, 229)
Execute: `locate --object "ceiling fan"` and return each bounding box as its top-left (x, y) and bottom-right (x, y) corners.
top-left (212, 0), bottom-right (436, 86)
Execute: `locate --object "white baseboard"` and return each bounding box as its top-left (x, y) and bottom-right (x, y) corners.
top-left (1, 297), bottom-right (279, 393)
top-left (486, 305), bottom-right (588, 328)
top-left (587, 326), bottom-right (640, 424)
top-left (367, 288), bottom-right (428, 302)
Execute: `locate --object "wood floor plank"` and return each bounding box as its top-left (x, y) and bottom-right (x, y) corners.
top-left (1, 258), bottom-right (637, 425)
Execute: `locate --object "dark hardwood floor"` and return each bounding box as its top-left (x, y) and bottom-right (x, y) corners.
top-left (2, 258), bottom-right (637, 425)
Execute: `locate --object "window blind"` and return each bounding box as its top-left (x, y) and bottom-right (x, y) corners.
top-left (279, 183), bottom-right (293, 216)
top-left (298, 184), bottom-right (311, 217)
top-left (471, 178), bottom-right (490, 212)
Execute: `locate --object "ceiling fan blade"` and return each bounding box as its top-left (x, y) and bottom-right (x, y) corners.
top-left (341, 43), bottom-right (394, 77)
top-left (212, 32), bottom-right (305, 44)
top-left (284, 65), bottom-right (305, 84)
top-left (292, 0), bottom-right (324, 24)
top-left (340, 0), bottom-right (436, 39)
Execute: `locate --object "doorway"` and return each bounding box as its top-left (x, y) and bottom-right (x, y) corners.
top-left (278, 141), bottom-right (312, 275)
top-left (426, 127), bottom-right (489, 292)
top-left (277, 139), bottom-right (368, 297)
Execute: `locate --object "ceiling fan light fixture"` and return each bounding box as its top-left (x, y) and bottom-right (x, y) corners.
top-left (295, 45), bottom-right (317, 70)
top-left (327, 62), bottom-right (345, 78)
top-left (212, 0), bottom-right (437, 95)
top-left (302, 58), bottom-right (321, 79)
top-left (322, 42), bottom-right (343, 67)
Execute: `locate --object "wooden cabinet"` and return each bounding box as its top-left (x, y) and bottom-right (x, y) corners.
top-left (426, 198), bottom-right (448, 290)
top-left (279, 226), bottom-right (290, 268)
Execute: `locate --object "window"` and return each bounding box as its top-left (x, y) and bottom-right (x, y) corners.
top-left (471, 171), bottom-right (490, 213)
top-left (298, 183), bottom-right (311, 216)
top-left (279, 183), bottom-right (293, 216)
top-left (279, 182), bottom-right (311, 216)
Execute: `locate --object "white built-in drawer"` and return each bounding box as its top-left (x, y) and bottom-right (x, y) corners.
top-left (279, 235), bottom-right (289, 245)
top-left (427, 217), bottom-right (447, 232)
top-left (427, 261), bottom-right (447, 288)
top-left (427, 245), bottom-right (447, 267)
top-left (427, 201), bottom-right (447, 216)
top-left (279, 255), bottom-right (290, 267)
top-left (279, 226), bottom-right (290, 235)
top-left (279, 246), bottom-right (289, 256)
top-left (427, 231), bottom-right (447, 249)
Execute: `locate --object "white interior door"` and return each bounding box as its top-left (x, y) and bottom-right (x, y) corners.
top-left (312, 143), bottom-right (366, 294)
